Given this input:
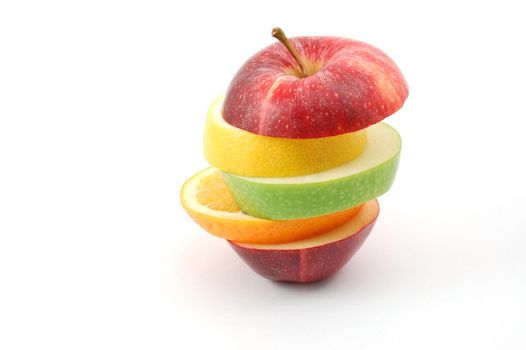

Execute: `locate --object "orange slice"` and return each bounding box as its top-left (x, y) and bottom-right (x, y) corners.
top-left (180, 167), bottom-right (364, 244)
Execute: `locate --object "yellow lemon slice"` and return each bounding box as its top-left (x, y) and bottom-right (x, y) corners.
top-left (203, 97), bottom-right (368, 177)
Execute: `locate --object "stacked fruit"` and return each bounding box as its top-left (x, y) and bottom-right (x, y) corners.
top-left (181, 28), bottom-right (408, 283)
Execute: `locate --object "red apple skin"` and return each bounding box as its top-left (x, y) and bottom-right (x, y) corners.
top-left (223, 36), bottom-right (408, 139)
top-left (229, 218), bottom-right (377, 283)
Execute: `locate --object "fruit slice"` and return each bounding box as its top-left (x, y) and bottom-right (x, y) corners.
top-left (222, 35), bottom-right (408, 139)
top-left (204, 96), bottom-right (368, 177)
top-left (180, 167), bottom-right (365, 244)
top-left (222, 122), bottom-right (400, 220)
top-left (230, 199), bottom-right (379, 283)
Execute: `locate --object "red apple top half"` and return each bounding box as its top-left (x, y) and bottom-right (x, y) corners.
top-left (222, 28), bottom-right (408, 139)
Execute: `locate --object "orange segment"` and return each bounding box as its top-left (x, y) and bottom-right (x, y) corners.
top-left (181, 167), bottom-right (364, 244)
top-left (195, 171), bottom-right (238, 212)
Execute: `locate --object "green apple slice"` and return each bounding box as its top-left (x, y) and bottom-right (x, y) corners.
top-left (221, 123), bottom-right (401, 220)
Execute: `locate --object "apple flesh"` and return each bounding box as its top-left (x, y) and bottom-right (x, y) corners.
top-left (229, 199), bottom-right (379, 283)
top-left (223, 36), bottom-right (408, 139)
top-left (221, 122), bottom-right (400, 220)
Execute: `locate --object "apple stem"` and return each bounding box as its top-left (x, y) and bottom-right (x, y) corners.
top-left (272, 27), bottom-right (307, 78)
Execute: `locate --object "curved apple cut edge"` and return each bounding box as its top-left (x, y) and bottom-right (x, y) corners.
top-left (231, 199), bottom-right (379, 250)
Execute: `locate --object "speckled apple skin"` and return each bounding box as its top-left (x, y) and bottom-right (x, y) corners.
top-left (229, 217), bottom-right (377, 283)
top-left (221, 153), bottom-right (399, 220)
top-left (223, 36), bottom-right (408, 139)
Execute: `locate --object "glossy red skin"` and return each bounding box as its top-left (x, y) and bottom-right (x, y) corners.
top-left (229, 217), bottom-right (377, 283)
top-left (223, 36), bottom-right (408, 139)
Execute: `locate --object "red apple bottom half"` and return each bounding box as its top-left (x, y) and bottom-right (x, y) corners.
top-left (229, 199), bottom-right (380, 283)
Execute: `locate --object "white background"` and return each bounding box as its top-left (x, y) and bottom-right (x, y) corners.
top-left (1, 0), bottom-right (525, 349)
